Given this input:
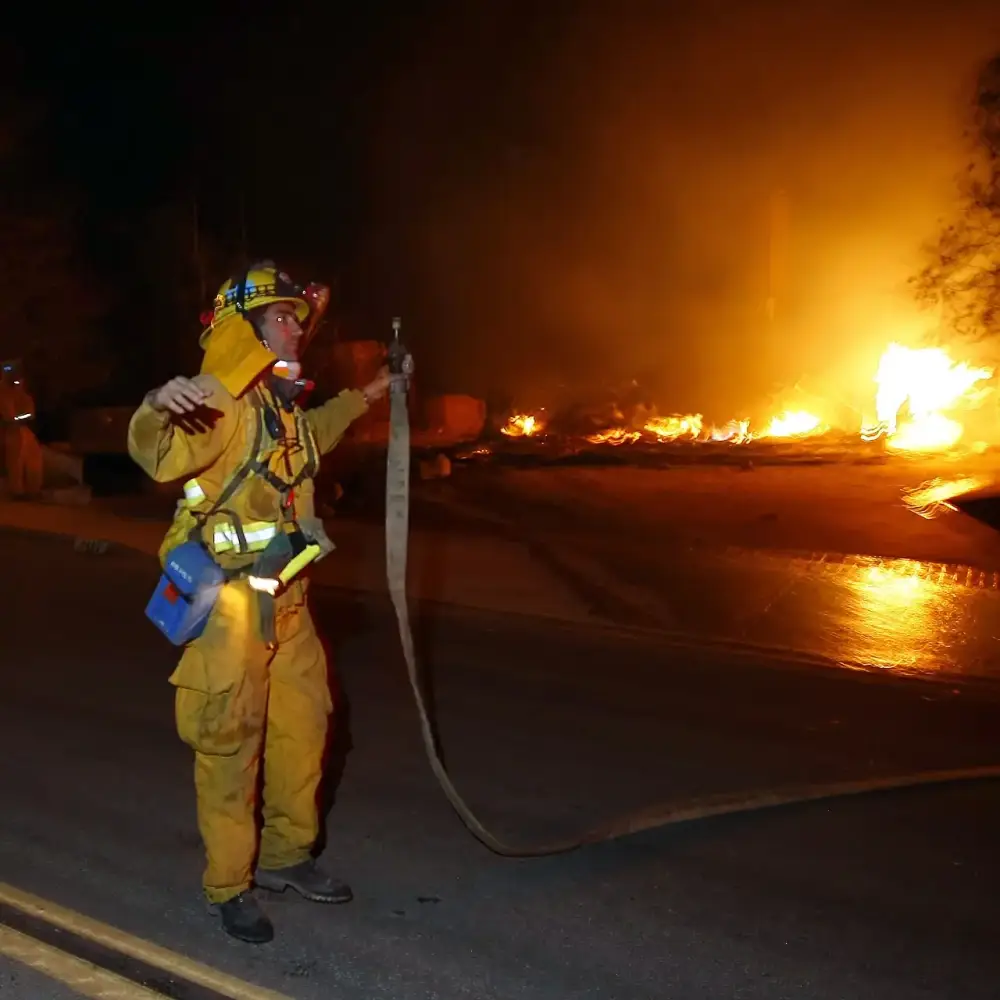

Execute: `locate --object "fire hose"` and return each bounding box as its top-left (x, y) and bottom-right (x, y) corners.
top-left (383, 320), bottom-right (1000, 858)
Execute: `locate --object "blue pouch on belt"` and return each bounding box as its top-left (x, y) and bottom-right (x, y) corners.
top-left (145, 541), bottom-right (226, 646)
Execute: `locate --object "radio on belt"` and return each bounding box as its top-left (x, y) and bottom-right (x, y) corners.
top-left (145, 541), bottom-right (226, 646)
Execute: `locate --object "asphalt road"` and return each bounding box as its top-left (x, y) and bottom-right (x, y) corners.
top-left (2, 529), bottom-right (1000, 999)
top-left (400, 467), bottom-right (1000, 680)
top-left (412, 459), bottom-right (1000, 569)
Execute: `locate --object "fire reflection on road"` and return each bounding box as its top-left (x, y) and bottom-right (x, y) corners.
top-left (842, 562), bottom-right (967, 671)
top-left (653, 549), bottom-right (1000, 679)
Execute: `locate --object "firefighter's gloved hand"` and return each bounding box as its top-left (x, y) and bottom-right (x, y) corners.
top-left (362, 366), bottom-right (392, 405)
top-left (148, 376), bottom-right (212, 415)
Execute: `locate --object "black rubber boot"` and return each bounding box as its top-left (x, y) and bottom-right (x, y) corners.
top-left (255, 860), bottom-right (353, 903)
top-left (215, 892), bottom-right (274, 944)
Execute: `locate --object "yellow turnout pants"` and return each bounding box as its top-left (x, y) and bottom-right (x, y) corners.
top-left (169, 579), bottom-right (332, 904)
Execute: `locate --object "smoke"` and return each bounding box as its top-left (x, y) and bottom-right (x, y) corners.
top-left (368, 0), bottom-right (1000, 415)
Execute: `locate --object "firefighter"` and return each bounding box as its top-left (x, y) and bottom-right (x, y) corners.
top-left (0, 362), bottom-right (44, 500)
top-left (127, 263), bottom-right (398, 944)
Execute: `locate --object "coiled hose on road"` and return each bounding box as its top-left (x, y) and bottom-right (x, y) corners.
top-left (384, 373), bottom-right (1000, 857)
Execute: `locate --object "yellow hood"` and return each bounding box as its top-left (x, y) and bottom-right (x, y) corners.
top-left (199, 313), bottom-right (277, 398)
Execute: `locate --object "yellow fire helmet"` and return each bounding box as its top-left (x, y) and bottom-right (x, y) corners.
top-left (199, 262), bottom-right (311, 397)
top-left (203, 262), bottom-right (310, 336)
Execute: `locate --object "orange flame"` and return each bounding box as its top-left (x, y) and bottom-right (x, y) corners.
top-left (862, 343), bottom-right (993, 452)
top-left (501, 413), bottom-right (543, 437)
top-left (586, 428), bottom-right (642, 445)
top-left (497, 342), bottom-right (993, 453)
top-left (754, 410), bottom-right (825, 440)
top-left (643, 414), bottom-right (704, 441)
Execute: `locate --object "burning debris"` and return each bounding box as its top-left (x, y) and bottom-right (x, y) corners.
top-left (501, 413), bottom-right (544, 438)
top-left (496, 342), bottom-right (996, 458)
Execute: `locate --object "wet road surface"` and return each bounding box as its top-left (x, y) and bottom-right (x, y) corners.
top-left (407, 468), bottom-right (1000, 682)
top-left (562, 544), bottom-right (1000, 680)
top-left (2, 529), bottom-right (1000, 998)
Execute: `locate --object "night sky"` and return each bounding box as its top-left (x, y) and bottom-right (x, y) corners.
top-left (17, 8), bottom-right (426, 251)
top-left (5, 2), bottom-right (1000, 420)
top-left (6, 6), bottom-right (433, 398)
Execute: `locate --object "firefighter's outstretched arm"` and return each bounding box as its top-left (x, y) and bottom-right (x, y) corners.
top-left (304, 388), bottom-right (371, 456)
top-left (128, 374), bottom-right (238, 482)
top-left (305, 358), bottom-right (404, 456)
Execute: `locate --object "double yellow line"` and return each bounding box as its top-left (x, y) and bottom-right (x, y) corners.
top-left (0, 881), bottom-right (294, 1000)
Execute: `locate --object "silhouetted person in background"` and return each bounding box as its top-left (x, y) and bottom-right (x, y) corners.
top-left (0, 362), bottom-right (43, 500)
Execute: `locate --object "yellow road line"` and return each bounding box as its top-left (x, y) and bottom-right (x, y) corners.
top-left (0, 882), bottom-right (294, 1000)
top-left (0, 923), bottom-right (164, 999)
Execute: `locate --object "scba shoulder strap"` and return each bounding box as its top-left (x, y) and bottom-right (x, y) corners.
top-left (185, 389), bottom-right (266, 545)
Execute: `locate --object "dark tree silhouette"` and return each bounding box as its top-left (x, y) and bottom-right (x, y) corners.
top-left (913, 55), bottom-right (1000, 339)
top-left (0, 97), bottom-right (111, 417)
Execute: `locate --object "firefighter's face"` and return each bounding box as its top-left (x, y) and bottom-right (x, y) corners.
top-left (259, 303), bottom-right (304, 361)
